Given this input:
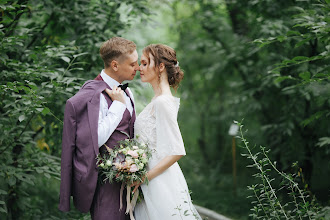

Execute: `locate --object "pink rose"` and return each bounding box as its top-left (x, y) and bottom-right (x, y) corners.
top-left (129, 164), bottom-right (139, 172)
top-left (127, 150), bottom-right (139, 158)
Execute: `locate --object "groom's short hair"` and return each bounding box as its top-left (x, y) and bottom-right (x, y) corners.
top-left (100, 37), bottom-right (136, 68)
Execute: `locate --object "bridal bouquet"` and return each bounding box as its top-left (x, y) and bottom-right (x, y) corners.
top-left (96, 138), bottom-right (151, 220)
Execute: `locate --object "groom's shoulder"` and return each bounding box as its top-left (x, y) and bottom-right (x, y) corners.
top-left (81, 80), bottom-right (106, 90)
top-left (68, 80), bottom-right (106, 104)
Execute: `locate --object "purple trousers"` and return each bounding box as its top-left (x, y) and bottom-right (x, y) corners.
top-left (90, 180), bottom-right (130, 220)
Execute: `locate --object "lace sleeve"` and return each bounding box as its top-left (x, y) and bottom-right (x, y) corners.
top-left (155, 95), bottom-right (186, 156)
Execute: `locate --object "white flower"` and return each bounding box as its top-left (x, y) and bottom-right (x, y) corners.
top-left (100, 163), bottom-right (105, 168)
top-left (126, 159), bottom-right (134, 165)
top-left (138, 163), bottom-right (144, 170)
top-left (106, 160), bottom-right (112, 166)
top-left (141, 157), bottom-right (148, 164)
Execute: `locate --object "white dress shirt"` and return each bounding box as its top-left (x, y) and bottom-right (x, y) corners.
top-left (97, 70), bottom-right (135, 147)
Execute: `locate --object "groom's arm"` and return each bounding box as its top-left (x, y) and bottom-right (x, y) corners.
top-left (59, 100), bottom-right (76, 212)
top-left (98, 93), bottom-right (126, 147)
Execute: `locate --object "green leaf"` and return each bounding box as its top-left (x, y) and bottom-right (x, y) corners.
top-left (274, 76), bottom-right (295, 84)
top-left (0, 207), bottom-right (7, 213)
top-left (16, 175), bottom-right (34, 185)
top-left (277, 35), bottom-right (287, 42)
top-left (44, 173), bottom-right (51, 179)
top-left (282, 59), bottom-right (295, 65)
top-left (23, 100), bottom-right (31, 105)
top-left (316, 137), bottom-right (330, 147)
top-left (18, 85), bottom-right (31, 93)
top-left (299, 72), bottom-right (311, 80)
top-left (295, 37), bottom-right (312, 48)
top-left (36, 168), bottom-right (43, 174)
top-left (29, 84), bottom-right (38, 90)
top-left (301, 111), bottom-right (326, 127)
top-left (41, 107), bottom-right (50, 116)
top-left (313, 73), bottom-right (328, 78)
top-left (0, 189), bottom-right (7, 195)
top-left (61, 56), bottom-right (71, 63)
top-left (73, 52), bottom-right (89, 58)
top-left (286, 30), bottom-right (301, 36)
top-left (292, 56), bottom-right (309, 62)
top-left (18, 115), bottom-right (25, 122)
top-left (8, 176), bottom-right (16, 186)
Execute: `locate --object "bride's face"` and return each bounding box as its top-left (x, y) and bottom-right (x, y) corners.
top-left (139, 53), bottom-right (158, 84)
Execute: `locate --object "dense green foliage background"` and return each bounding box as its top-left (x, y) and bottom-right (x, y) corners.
top-left (1, 0), bottom-right (329, 219)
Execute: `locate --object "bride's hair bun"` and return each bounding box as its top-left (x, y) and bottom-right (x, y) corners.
top-left (142, 44), bottom-right (184, 90)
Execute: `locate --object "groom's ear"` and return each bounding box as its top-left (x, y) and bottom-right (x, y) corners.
top-left (111, 60), bottom-right (119, 71)
top-left (159, 63), bottom-right (165, 72)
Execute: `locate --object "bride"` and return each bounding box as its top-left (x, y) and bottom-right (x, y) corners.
top-left (132, 44), bottom-right (202, 220)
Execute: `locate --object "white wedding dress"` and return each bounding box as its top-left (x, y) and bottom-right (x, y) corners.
top-left (134, 95), bottom-right (202, 220)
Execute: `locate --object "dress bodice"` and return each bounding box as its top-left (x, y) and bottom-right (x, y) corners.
top-left (134, 100), bottom-right (157, 151)
top-left (134, 95), bottom-right (186, 167)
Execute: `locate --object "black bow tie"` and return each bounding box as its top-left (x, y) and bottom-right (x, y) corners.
top-left (118, 83), bottom-right (129, 90)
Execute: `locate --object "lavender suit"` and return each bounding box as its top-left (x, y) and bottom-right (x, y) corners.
top-left (59, 76), bottom-right (135, 220)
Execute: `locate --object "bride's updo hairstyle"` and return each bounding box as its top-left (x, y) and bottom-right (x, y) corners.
top-left (142, 44), bottom-right (184, 90)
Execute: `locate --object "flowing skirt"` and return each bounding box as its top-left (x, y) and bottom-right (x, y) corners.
top-left (134, 162), bottom-right (202, 220)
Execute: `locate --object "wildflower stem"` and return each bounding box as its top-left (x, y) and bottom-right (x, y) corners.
top-left (289, 181), bottom-right (303, 220)
top-left (261, 147), bottom-right (312, 220)
top-left (238, 123), bottom-right (288, 219)
top-left (252, 187), bottom-right (269, 219)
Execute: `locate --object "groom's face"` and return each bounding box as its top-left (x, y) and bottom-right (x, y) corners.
top-left (117, 50), bottom-right (139, 82)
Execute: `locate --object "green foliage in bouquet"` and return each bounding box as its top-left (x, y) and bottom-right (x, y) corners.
top-left (96, 137), bottom-right (152, 186)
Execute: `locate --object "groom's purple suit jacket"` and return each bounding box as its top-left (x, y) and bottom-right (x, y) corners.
top-left (59, 76), bottom-right (135, 213)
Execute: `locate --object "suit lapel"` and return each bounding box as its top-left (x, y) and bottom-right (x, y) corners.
top-left (125, 89), bottom-right (136, 138)
top-left (87, 82), bottom-right (108, 156)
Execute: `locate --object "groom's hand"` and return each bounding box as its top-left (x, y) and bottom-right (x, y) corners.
top-left (104, 86), bottom-right (126, 104)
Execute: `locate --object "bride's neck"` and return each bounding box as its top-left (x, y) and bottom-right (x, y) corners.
top-left (151, 74), bottom-right (171, 98)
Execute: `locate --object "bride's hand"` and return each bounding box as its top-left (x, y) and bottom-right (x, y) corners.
top-left (131, 181), bottom-right (142, 194)
top-left (131, 174), bottom-right (147, 193)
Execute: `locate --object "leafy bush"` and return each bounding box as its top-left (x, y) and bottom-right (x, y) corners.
top-left (0, 0), bottom-right (150, 219)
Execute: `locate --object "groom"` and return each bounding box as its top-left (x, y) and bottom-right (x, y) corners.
top-left (59, 37), bottom-right (139, 219)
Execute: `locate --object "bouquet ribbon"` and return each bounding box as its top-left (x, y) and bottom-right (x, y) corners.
top-left (119, 183), bottom-right (140, 220)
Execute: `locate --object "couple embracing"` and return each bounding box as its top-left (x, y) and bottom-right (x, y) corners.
top-left (58, 37), bottom-right (201, 220)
